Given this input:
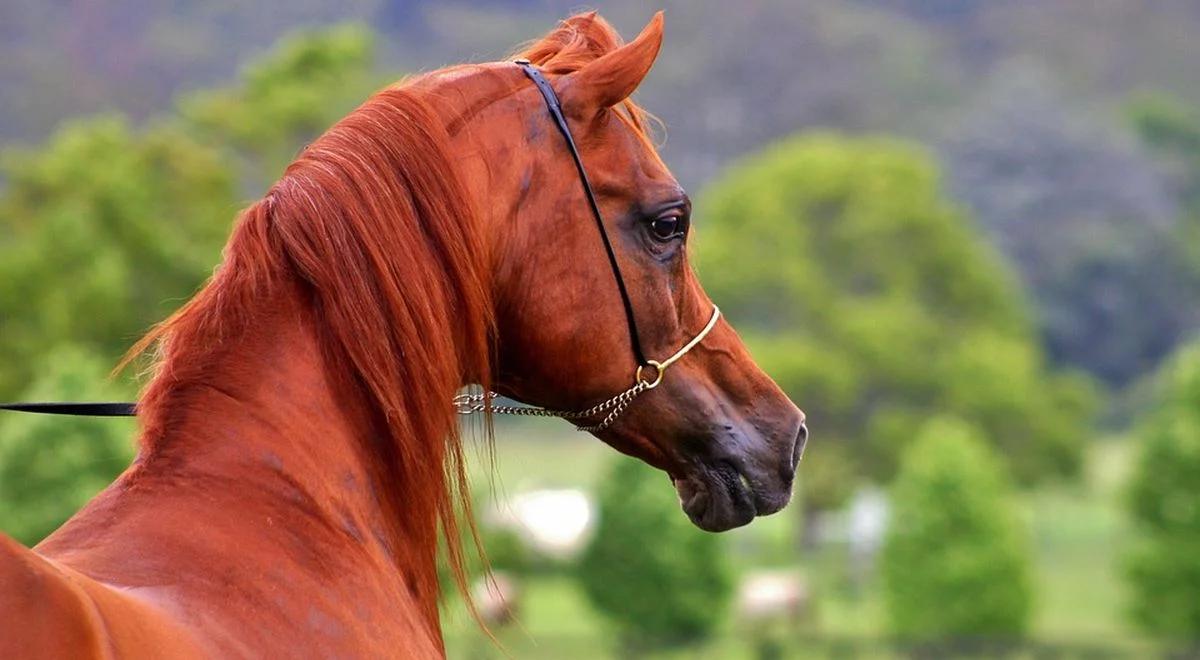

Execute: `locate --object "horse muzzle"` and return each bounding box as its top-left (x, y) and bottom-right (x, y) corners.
top-left (671, 412), bottom-right (807, 533)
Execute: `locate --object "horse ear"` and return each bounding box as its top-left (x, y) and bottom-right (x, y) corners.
top-left (560, 12), bottom-right (664, 118)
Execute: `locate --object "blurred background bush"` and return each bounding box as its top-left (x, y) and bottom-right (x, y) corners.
top-left (3, 1), bottom-right (1200, 657)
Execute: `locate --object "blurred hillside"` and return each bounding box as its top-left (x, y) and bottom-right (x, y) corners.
top-left (3, 0), bottom-right (1199, 388)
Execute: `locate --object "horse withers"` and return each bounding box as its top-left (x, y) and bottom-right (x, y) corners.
top-left (0, 11), bottom-right (805, 658)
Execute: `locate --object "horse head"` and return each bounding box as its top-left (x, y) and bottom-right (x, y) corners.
top-left (427, 12), bottom-right (807, 532)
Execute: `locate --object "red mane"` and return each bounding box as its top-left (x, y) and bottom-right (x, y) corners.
top-left (123, 88), bottom-right (493, 621)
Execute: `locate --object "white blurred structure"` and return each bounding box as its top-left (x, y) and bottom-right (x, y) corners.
top-left (736, 570), bottom-right (810, 624)
top-left (485, 488), bottom-right (595, 560)
top-left (812, 485), bottom-right (889, 548)
top-left (811, 486), bottom-right (890, 591)
top-left (846, 487), bottom-right (888, 589)
top-left (470, 571), bottom-right (520, 627)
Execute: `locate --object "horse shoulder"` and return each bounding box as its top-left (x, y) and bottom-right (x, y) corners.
top-left (0, 533), bottom-right (111, 658)
top-left (0, 533), bottom-right (207, 659)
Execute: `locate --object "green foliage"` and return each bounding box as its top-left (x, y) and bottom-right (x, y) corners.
top-left (179, 23), bottom-right (380, 186)
top-left (881, 416), bottom-right (1033, 641)
top-left (578, 456), bottom-right (733, 651)
top-left (695, 133), bottom-right (1094, 500)
top-left (0, 117), bottom-right (235, 398)
top-left (1129, 94), bottom-right (1200, 209)
top-left (479, 526), bottom-right (531, 576)
top-left (0, 24), bottom-right (382, 401)
top-left (1124, 343), bottom-right (1200, 639)
top-left (1130, 93), bottom-right (1200, 277)
top-left (0, 347), bottom-right (136, 544)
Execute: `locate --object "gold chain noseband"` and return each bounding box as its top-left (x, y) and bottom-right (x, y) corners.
top-left (454, 305), bottom-right (721, 432)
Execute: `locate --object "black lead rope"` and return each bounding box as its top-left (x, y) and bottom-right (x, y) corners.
top-left (1, 61), bottom-right (649, 420)
top-left (0, 402), bottom-right (136, 416)
top-left (515, 59), bottom-right (648, 367)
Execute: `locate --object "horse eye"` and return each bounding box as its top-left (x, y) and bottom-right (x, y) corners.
top-left (649, 215), bottom-right (684, 241)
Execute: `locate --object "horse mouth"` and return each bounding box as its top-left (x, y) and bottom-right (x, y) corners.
top-left (672, 461), bottom-right (775, 532)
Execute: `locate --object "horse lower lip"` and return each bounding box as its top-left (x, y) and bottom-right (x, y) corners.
top-left (726, 470), bottom-right (757, 515)
top-left (673, 476), bottom-right (704, 509)
top-left (673, 467), bottom-right (758, 532)
top-left (737, 472), bottom-right (753, 492)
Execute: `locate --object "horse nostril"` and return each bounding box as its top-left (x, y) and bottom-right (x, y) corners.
top-left (789, 423), bottom-right (808, 472)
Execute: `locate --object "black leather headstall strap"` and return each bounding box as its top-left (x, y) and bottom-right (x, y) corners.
top-left (0, 402), bottom-right (136, 416)
top-left (515, 58), bottom-right (648, 367)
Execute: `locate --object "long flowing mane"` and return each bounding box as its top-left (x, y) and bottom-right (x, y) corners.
top-left (123, 88), bottom-right (493, 620)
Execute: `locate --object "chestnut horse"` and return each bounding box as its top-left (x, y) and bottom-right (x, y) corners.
top-left (0, 12), bottom-right (805, 658)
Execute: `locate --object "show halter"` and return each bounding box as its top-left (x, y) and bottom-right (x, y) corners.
top-left (450, 60), bottom-right (722, 431)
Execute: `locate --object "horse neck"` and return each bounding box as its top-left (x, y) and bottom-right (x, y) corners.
top-left (131, 279), bottom-right (445, 626)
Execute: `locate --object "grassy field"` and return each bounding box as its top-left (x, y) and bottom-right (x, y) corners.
top-left (443, 422), bottom-right (1151, 658)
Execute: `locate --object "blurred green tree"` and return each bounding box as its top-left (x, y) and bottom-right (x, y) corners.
top-left (1124, 343), bottom-right (1200, 640)
top-left (694, 133), bottom-right (1095, 515)
top-left (1130, 93), bottom-right (1200, 277)
top-left (881, 416), bottom-right (1032, 644)
top-left (1130, 94), bottom-right (1200, 210)
top-left (178, 23), bottom-right (381, 189)
top-left (0, 117), bottom-right (235, 398)
top-left (0, 346), bottom-right (136, 545)
top-left (578, 456), bottom-right (733, 652)
top-left (0, 25), bottom-right (385, 400)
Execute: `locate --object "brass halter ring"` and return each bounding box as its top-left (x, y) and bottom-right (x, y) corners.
top-left (636, 361), bottom-right (664, 389)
